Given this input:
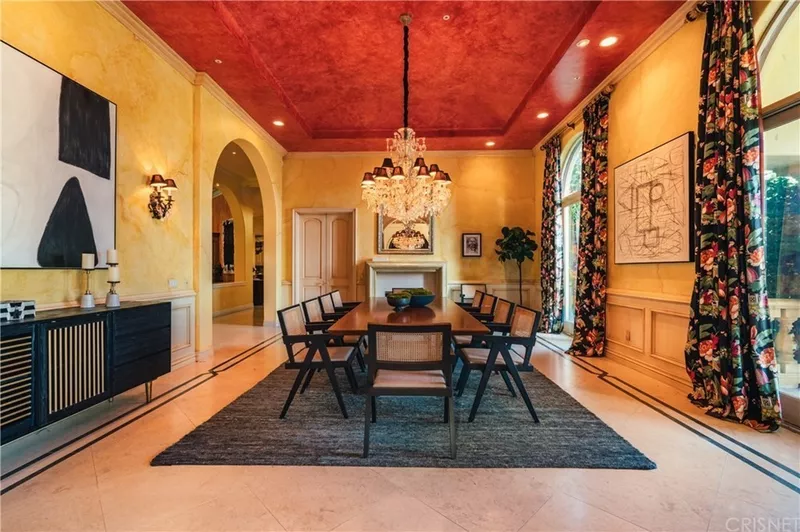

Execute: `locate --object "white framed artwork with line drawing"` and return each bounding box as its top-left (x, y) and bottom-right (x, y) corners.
top-left (613, 132), bottom-right (694, 264)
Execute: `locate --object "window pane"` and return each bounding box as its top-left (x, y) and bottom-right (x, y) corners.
top-left (761, 5), bottom-right (800, 107)
top-left (764, 117), bottom-right (800, 397)
top-left (562, 136), bottom-right (583, 197)
top-left (563, 202), bottom-right (580, 329)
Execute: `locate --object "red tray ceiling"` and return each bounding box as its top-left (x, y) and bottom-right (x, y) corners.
top-left (124, 1), bottom-right (683, 151)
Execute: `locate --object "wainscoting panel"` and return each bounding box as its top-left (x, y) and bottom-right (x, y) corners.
top-left (169, 295), bottom-right (196, 368)
top-left (605, 289), bottom-right (691, 390)
top-left (606, 302), bottom-right (645, 353)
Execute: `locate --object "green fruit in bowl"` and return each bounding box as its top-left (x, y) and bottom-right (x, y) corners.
top-left (407, 288), bottom-right (433, 296)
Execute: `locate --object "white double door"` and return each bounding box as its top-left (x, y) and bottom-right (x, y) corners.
top-left (296, 212), bottom-right (354, 302)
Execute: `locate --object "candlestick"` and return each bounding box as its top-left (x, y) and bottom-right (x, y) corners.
top-left (108, 265), bottom-right (120, 283)
top-left (105, 259), bottom-right (120, 308)
top-left (81, 253), bottom-right (95, 270)
top-left (80, 258), bottom-right (95, 309)
top-left (105, 281), bottom-right (120, 308)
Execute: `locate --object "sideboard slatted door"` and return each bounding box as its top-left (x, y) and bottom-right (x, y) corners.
top-left (44, 316), bottom-right (109, 423)
top-left (0, 326), bottom-right (35, 442)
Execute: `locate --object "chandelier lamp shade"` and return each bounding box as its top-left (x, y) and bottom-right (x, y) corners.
top-left (360, 13), bottom-right (452, 227)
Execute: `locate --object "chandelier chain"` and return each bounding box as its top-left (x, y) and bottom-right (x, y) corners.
top-left (359, 12), bottom-right (452, 235)
top-left (403, 24), bottom-right (409, 132)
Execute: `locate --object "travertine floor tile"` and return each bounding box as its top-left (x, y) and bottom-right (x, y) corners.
top-left (520, 492), bottom-right (646, 531)
top-left (374, 468), bottom-right (553, 531)
top-left (242, 466), bottom-right (401, 531)
top-left (2, 326), bottom-right (798, 532)
top-left (332, 491), bottom-right (465, 531)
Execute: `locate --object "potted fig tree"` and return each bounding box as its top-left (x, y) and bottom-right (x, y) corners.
top-left (495, 226), bottom-right (538, 305)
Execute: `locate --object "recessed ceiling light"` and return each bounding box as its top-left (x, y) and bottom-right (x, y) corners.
top-left (232, 151), bottom-right (237, 155)
top-left (536, 112), bottom-right (549, 119)
top-left (272, 120), bottom-right (285, 127)
top-left (599, 36), bottom-right (618, 47)
top-left (485, 141), bottom-right (496, 147)
top-left (443, 14), bottom-right (451, 21)
top-left (214, 58), bottom-right (222, 64)
top-left (215, 183), bottom-right (219, 187)
top-left (576, 39), bottom-right (590, 48)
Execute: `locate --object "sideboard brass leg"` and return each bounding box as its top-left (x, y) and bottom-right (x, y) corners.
top-left (145, 381), bottom-right (153, 403)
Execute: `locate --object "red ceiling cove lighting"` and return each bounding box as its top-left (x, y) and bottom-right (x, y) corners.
top-left (124, 1), bottom-right (683, 151)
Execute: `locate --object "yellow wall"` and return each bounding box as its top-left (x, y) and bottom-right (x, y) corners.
top-left (283, 152), bottom-right (537, 299)
top-left (533, 19), bottom-right (705, 300)
top-left (606, 20), bottom-right (704, 297)
top-left (0, 1), bottom-right (194, 303)
top-left (530, 18), bottom-right (706, 386)
top-left (0, 1), bottom-right (285, 355)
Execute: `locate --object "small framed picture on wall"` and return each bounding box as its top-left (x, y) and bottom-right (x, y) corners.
top-left (462, 233), bottom-right (482, 257)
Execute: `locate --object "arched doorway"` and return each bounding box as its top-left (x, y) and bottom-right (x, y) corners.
top-left (211, 141), bottom-right (266, 324)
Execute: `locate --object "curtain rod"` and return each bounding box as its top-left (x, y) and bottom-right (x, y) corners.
top-left (539, 84), bottom-right (615, 150)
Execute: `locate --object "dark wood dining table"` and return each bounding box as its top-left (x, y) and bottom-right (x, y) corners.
top-left (327, 297), bottom-right (490, 336)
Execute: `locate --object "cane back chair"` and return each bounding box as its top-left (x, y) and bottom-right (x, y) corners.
top-left (363, 323), bottom-right (456, 459)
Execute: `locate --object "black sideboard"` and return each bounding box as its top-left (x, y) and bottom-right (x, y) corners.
top-left (0, 301), bottom-right (171, 444)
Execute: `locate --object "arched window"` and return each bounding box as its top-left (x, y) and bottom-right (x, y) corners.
top-left (561, 134), bottom-right (582, 334)
top-left (760, 2), bottom-right (800, 415)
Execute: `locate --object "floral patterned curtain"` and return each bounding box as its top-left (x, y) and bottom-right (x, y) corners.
top-left (567, 92), bottom-right (610, 358)
top-left (684, 0), bottom-right (781, 431)
top-left (540, 136), bottom-right (564, 333)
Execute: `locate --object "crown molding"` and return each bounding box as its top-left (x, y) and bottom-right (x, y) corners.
top-left (194, 73), bottom-right (287, 156)
top-left (97, 0), bottom-right (195, 82)
top-left (96, 0), bottom-right (286, 156)
top-left (533, 0), bottom-right (700, 152)
top-left (285, 149), bottom-right (534, 160)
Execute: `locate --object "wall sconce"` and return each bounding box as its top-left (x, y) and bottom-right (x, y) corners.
top-left (148, 174), bottom-right (178, 220)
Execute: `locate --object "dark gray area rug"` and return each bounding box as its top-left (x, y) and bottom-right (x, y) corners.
top-left (152, 365), bottom-right (655, 469)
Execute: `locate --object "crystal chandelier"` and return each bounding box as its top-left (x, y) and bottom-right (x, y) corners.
top-left (360, 13), bottom-right (452, 228)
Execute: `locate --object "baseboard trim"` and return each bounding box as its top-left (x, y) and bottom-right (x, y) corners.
top-left (171, 350), bottom-right (196, 370)
top-left (606, 346), bottom-right (691, 391)
top-left (195, 347), bottom-right (213, 362)
top-left (212, 304), bottom-right (254, 318)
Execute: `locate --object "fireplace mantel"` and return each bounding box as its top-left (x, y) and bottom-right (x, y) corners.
top-left (365, 260), bottom-right (447, 300)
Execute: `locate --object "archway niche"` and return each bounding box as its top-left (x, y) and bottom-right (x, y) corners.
top-left (210, 141), bottom-right (266, 318)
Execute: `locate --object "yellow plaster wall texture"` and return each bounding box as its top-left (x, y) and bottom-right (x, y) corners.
top-left (533, 19), bottom-right (705, 301)
top-left (0, 1), bottom-right (194, 304)
top-left (282, 152), bottom-right (537, 293)
top-left (0, 2), bottom-right (285, 354)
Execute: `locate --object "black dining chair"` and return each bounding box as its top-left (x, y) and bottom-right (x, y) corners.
top-left (319, 293), bottom-right (348, 321)
top-left (456, 290), bottom-right (485, 310)
top-left (331, 290), bottom-right (359, 311)
top-left (302, 296), bottom-right (366, 371)
top-left (362, 323), bottom-right (456, 459)
top-left (456, 306), bottom-right (542, 422)
top-left (458, 283), bottom-right (487, 305)
top-left (277, 304), bottom-right (359, 419)
top-left (468, 292), bottom-right (497, 321)
top-left (453, 298), bottom-right (515, 348)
